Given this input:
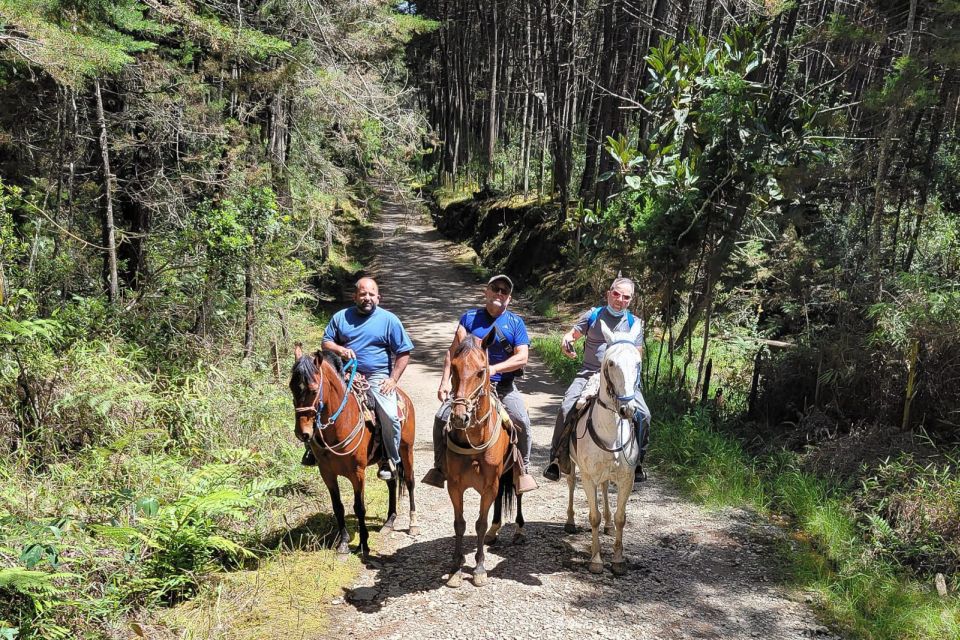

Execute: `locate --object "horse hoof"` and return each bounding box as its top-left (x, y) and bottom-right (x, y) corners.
top-left (603, 526), bottom-right (612, 536)
top-left (382, 518), bottom-right (396, 533)
top-left (512, 532), bottom-right (526, 545)
top-left (564, 522), bottom-right (577, 534)
top-left (408, 525), bottom-right (421, 537)
top-left (483, 533), bottom-right (499, 545)
top-left (611, 562), bottom-right (628, 576)
top-left (446, 573), bottom-right (462, 589)
top-left (588, 561), bottom-right (604, 574)
top-left (473, 572), bottom-right (487, 587)
top-left (337, 545), bottom-right (350, 557)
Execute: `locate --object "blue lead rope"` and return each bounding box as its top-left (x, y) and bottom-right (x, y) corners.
top-left (317, 357), bottom-right (358, 430)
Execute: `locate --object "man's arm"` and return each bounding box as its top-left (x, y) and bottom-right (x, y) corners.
top-left (489, 344), bottom-right (528, 376)
top-left (438, 325), bottom-right (468, 401)
top-left (321, 339), bottom-right (356, 362)
top-left (379, 351), bottom-right (411, 394)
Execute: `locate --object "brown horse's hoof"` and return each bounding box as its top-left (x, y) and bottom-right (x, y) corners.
top-left (473, 571), bottom-right (487, 587)
top-left (512, 530), bottom-right (526, 545)
top-left (408, 525), bottom-right (420, 537)
top-left (446, 572), bottom-right (463, 588)
top-left (483, 523), bottom-right (501, 545)
top-left (611, 561), bottom-right (628, 576)
top-left (564, 522), bottom-right (577, 534)
top-left (588, 561), bottom-right (604, 574)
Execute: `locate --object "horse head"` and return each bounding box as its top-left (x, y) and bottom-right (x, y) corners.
top-left (448, 329), bottom-right (497, 430)
top-left (599, 320), bottom-right (643, 419)
top-left (290, 343), bottom-right (325, 443)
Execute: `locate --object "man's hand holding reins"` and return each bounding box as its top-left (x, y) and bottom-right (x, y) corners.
top-left (437, 377), bottom-right (452, 402)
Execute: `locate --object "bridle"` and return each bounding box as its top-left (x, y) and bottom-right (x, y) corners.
top-left (445, 357), bottom-right (502, 455)
top-left (597, 340), bottom-right (640, 416)
top-left (294, 358), bottom-right (366, 456)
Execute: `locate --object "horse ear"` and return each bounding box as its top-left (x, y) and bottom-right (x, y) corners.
top-left (481, 327), bottom-right (497, 351)
top-left (294, 342), bottom-right (303, 360)
top-left (599, 320), bottom-right (615, 345)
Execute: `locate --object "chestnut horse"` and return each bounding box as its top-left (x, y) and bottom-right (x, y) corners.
top-left (290, 345), bottom-right (417, 558)
top-left (444, 330), bottom-right (523, 588)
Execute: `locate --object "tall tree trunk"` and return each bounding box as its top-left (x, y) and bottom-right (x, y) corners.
top-left (94, 78), bottom-right (119, 303)
top-left (243, 259), bottom-right (256, 359)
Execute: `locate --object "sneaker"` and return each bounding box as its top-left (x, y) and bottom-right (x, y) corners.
top-left (516, 473), bottom-right (539, 494)
top-left (421, 468), bottom-right (446, 488)
top-left (301, 447), bottom-right (317, 466)
top-left (542, 461), bottom-right (560, 482)
top-left (378, 460), bottom-right (396, 481)
top-left (634, 464), bottom-right (647, 483)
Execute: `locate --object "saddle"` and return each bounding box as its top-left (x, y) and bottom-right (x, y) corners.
top-left (345, 373), bottom-right (407, 463)
top-left (556, 374), bottom-right (601, 474)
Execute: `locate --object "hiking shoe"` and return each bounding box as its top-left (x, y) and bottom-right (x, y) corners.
top-left (301, 447), bottom-right (317, 466)
top-left (542, 461), bottom-right (560, 482)
top-left (634, 464), bottom-right (647, 483)
top-left (421, 468), bottom-right (445, 488)
top-left (517, 473), bottom-right (539, 494)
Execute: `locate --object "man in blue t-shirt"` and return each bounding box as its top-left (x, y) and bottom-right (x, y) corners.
top-left (421, 274), bottom-right (536, 493)
top-left (316, 277), bottom-right (414, 480)
top-left (542, 276), bottom-right (651, 484)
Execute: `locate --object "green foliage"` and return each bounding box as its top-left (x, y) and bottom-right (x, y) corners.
top-left (531, 334), bottom-right (582, 385)
top-left (651, 396), bottom-right (960, 639)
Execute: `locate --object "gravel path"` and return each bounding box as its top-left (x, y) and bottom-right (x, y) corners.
top-left (321, 187), bottom-right (841, 640)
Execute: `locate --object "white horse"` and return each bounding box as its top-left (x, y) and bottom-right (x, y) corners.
top-left (565, 320), bottom-right (643, 575)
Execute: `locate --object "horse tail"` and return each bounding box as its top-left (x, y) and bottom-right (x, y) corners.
top-left (397, 459), bottom-right (407, 499)
top-left (498, 470), bottom-right (515, 521)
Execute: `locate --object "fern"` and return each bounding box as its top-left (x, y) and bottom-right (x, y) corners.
top-left (0, 568), bottom-right (70, 596)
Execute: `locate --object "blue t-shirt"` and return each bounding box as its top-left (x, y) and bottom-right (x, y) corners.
top-left (459, 308), bottom-right (530, 384)
top-left (323, 306), bottom-right (414, 376)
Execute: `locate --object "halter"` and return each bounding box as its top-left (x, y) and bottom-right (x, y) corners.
top-left (575, 339), bottom-right (642, 464)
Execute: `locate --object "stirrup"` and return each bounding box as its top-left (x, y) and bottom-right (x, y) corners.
top-left (516, 473), bottom-right (539, 494)
top-left (421, 467), bottom-right (445, 488)
top-left (542, 461), bottom-right (560, 482)
top-left (378, 459), bottom-right (396, 481)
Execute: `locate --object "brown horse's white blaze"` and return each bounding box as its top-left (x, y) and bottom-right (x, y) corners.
top-left (289, 343), bottom-right (418, 558)
top-left (443, 330), bottom-right (524, 588)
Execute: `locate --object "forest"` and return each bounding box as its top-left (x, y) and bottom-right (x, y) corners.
top-left (1, 0), bottom-right (959, 638)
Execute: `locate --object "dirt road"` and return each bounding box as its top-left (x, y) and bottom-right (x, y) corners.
top-left (321, 187), bottom-right (839, 640)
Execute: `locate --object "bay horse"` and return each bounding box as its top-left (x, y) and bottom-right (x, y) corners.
top-left (565, 321), bottom-right (643, 575)
top-left (290, 344), bottom-right (417, 559)
top-left (444, 330), bottom-right (523, 588)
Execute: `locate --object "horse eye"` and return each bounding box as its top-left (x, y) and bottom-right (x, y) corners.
top-left (476, 370), bottom-right (484, 378)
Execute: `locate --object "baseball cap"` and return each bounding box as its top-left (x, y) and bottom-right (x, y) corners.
top-left (487, 274), bottom-right (514, 292)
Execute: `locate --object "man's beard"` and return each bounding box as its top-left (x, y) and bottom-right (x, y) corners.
top-left (356, 300), bottom-right (377, 314)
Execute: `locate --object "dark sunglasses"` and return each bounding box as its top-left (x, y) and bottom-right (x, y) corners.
top-left (489, 284), bottom-right (511, 295)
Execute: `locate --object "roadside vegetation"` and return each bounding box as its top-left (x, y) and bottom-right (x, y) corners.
top-left (0, 1), bottom-right (432, 637)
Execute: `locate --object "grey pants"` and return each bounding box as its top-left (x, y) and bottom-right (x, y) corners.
top-left (433, 380), bottom-right (532, 469)
top-left (549, 372), bottom-right (652, 458)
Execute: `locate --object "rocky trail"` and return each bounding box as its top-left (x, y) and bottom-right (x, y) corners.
top-left (319, 186), bottom-right (840, 640)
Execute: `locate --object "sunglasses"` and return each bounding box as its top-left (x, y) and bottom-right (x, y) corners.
top-left (610, 290), bottom-right (632, 301)
top-left (489, 285), bottom-right (511, 295)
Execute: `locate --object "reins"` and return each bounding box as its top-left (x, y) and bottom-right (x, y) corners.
top-left (294, 357), bottom-right (368, 457)
top-left (446, 361), bottom-right (503, 456)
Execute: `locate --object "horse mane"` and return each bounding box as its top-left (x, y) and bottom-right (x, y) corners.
top-left (452, 336), bottom-right (481, 359)
top-left (291, 354), bottom-right (317, 384)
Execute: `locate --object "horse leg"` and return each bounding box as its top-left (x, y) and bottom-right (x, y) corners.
top-left (473, 485), bottom-right (496, 587)
top-left (564, 459), bottom-right (577, 534)
top-left (601, 480), bottom-right (613, 535)
top-left (446, 486), bottom-right (466, 588)
top-left (349, 471), bottom-right (370, 560)
top-left (320, 470), bottom-right (351, 555)
top-left (512, 493), bottom-right (525, 545)
top-left (485, 481), bottom-right (503, 545)
top-left (584, 477), bottom-right (603, 574)
top-left (400, 415), bottom-right (419, 536)
top-left (611, 477), bottom-right (630, 576)
top-left (382, 476), bottom-right (397, 532)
